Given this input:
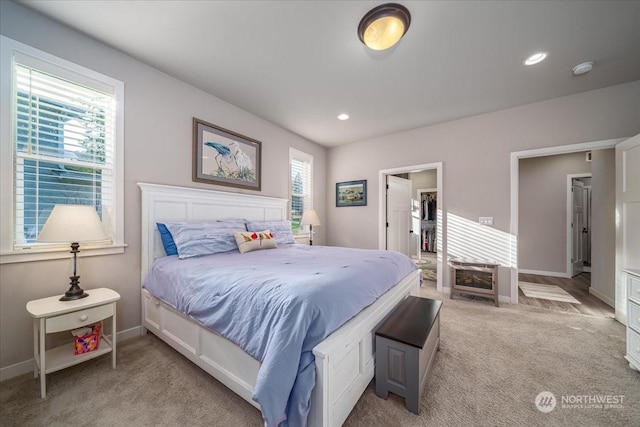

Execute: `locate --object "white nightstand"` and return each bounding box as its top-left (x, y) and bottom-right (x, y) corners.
top-left (26, 288), bottom-right (120, 398)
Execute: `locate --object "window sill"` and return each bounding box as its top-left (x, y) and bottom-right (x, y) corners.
top-left (0, 244), bottom-right (127, 264)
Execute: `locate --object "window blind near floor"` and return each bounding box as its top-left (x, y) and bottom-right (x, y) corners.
top-left (12, 61), bottom-right (116, 247)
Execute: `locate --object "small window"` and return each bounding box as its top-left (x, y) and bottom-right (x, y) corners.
top-left (289, 148), bottom-right (313, 232)
top-left (1, 36), bottom-right (124, 263)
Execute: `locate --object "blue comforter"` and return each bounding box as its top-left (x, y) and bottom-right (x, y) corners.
top-left (143, 244), bottom-right (417, 426)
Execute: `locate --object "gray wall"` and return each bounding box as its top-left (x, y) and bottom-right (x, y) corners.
top-left (0, 2), bottom-right (326, 372)
top-left (518, 152), bottom-right (591, 274)
top-left (591, 148), bottom-right (616, 305)
top-left (326, 80), bottom-right (640, 299)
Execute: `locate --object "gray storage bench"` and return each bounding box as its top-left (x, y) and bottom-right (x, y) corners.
top-left (375, 296), bottom-right (442, 414)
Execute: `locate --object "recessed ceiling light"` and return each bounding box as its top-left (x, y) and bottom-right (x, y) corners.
top-left (337, 113), bottom-right (350, 121)
top-left (573, 61), bottom-right (594, 76)
top-left (524, 52), bottom-right (548, 66)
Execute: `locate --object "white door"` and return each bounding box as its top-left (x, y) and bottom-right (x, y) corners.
top-left (386, 175), bottom-right (412, 255)
top-left (572, 179), bottom-right (585, 276)
top-left (616, 134), bottom-right (640, 322)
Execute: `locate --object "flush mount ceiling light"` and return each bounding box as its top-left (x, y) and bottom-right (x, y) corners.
top-left (573, 61), bottom-right (594, 76)
top-left (358, 3), bottom-right (411, 50)
top-left (524, 51), bottom-right (548, 66)
top-left (337, 113), bottom-right (350, 120)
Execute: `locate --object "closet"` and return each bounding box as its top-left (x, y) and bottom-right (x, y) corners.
top-left (419, 191), bottom-right (437, 253)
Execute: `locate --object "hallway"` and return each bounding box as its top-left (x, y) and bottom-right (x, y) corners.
top-left (518, 272), bottom-right (614, 318)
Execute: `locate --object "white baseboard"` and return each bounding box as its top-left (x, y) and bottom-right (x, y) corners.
top-left (117, 325), bottom-right (144, 342)
top-left (519, 269), bottom-right (571, 279)
top-left (0, 325), bottom-right (143, 383)
top-left (499, 294), bottom-right (512, 304)
top-left (0, 359), bottom-right (34, 383)
top-left (589, 288), bottom-right (615, 308)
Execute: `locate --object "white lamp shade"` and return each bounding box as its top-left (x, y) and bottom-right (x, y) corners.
top-left (37, 205), bottom-right (107, 243)
top-left (300, 209), bottom-right (321, 226)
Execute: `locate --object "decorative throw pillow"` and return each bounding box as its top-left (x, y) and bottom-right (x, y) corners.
top-left (246, 220), bottom-right (295, 245)
top-left (157, 223), bottom-right (178, 256)
top-left (164, 222), bottom-right (242, 259)
top-left (234, 230), bottom-right (278, 254)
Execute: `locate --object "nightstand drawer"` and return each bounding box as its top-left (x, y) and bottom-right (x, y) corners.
top-left (46, 304), bottom-right (114, 333)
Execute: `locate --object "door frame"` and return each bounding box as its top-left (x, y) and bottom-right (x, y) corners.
top-left (510, 138), bottom-right (624, 304)
top-left (567, 173), bottom-right (591, 278)
top-left (379, 162), bottom-right (444, 292)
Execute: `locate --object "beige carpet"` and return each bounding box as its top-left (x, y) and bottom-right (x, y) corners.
top-left (519, 281), bottom-right (581, 304)
top-left (1, 284), bottom-right (638, 426)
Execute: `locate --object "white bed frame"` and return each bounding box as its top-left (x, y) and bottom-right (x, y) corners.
top-left (138, 183), bottom-right (420, 426)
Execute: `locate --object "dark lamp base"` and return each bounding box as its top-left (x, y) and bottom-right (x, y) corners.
top-left (60, 292), bottom-right (89, 301)
top-left (60, 276), bottom-right (89, 301)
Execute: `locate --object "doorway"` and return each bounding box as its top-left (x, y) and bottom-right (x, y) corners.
top-left (378, 162), bottom-right (444, 292)
top-left (568, 174), bottom-right (592, 277)
top-left (415, 187), bottom-right (438, 283)
top-left (510, 138), bottom-right (624, 306)
top-left (517, 153), bottom-right (599, 311)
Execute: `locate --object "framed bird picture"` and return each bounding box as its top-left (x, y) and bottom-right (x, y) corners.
top-left (193, 118), bottom-right (262, 191)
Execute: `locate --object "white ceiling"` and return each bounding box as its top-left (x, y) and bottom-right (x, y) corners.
top-left (18, 1), bottom-right (640, 147)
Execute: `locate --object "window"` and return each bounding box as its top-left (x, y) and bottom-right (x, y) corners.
top-left (289, 148), bottom-right (313, 232)
top-left (0, 36), bottom-right (124, 263)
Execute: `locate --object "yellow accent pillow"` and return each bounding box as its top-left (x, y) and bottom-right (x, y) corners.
top-left (233, 229), bottom-right (277, 254)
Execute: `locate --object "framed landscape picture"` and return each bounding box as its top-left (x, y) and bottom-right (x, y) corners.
top-left (193, 117), bottom-right (262, 191)
top-left (336, 180), bottom-right (367, 207)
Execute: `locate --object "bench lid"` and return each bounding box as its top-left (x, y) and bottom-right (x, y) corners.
top-left (375, 296), bottom-right (442, 349)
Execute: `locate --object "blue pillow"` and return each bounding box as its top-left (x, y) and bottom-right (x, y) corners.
top-left (164, 222), bottom-right (245, 259)
top-left (157, 223), bottom-right (178, 256)
top-left (246, 220), bottom-right (295, 245)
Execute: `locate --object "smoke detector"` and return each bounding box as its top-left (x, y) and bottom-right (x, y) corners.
top-left (573, 61), bottom-right (594, 76)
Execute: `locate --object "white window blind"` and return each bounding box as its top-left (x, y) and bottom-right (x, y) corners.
top-left (13, 64), bottom-right (116, 247)
top-left (1, 36), bottom-right (124, 262)
top-left (290, 148), bottom-right (313, 232)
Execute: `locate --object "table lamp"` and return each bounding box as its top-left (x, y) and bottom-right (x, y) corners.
top-left (37, 205), bottom-right (107, 301)
top-left (300, 209), bottom-right (321, 245)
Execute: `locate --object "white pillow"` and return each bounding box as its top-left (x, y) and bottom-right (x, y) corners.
top-left (234, 230), bottom-right (278, 254)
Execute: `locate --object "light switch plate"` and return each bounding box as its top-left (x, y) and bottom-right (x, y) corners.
top-left (479, 217), bottom-right (493, 226)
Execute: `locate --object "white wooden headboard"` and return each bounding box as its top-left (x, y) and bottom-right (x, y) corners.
top-left (138, 182), bottom-right (288, 283)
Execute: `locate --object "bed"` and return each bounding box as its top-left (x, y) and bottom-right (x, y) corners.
top-left (138, 183), bottom-right (421, 426)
